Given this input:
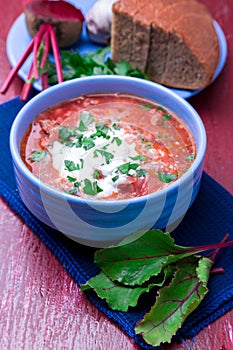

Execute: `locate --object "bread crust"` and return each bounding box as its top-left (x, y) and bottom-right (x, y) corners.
top-left (111, 0), bottom-right (220, 89)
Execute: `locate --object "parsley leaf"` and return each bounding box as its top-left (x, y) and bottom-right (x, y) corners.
top-left (82, 138), bottom-right (95, 150)
top-left (78, 111), bottom-right (94, 131)
top-left (112, 175), bottom-right (119, 182)
top-left (113, 60), bottom-right (131, 75)
top-left (112, 123), bottom-right (120, 130)
top-left (93, 170), bottom-right (101, 179)
top-left (94, 149), bottom-right (114, 164)
top-left (67, 175), bottom-right (77, 182)
top-left (158, 172), bottom-right (178, 183)
top-left (117, 162), bottom-right (139, 175)
top-left (64, 160), bottom-right (80, 172)
top-left (112, 136), bottom-right (122, 146)
top-left (83, 179), bottom-right (103, 195)
top-left (130, 155), bottom-right (146, 161)
top-left (29, 150), bottom-right (47, 162)
top-left (186, 154), bottom-right (195, 161)
top-left (136, 169), bottom-right (147, 177)
top-left (163, 113), bottom-right (170, 120)
top-left (59, 126), bottom-right (71, 140)
top-left (47, 47), bottom-right (148, 84)
top-left (141, 103), bottom-right (153, 110)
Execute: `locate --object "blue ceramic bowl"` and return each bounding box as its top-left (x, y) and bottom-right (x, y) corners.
top-left (10, 76), bottom-right (206, 247)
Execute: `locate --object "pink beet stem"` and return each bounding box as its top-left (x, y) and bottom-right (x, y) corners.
top-left (48, 24), bottom-right (63, 83)
top-left (40, 27), bottom-right (50, 91)
top-left (211, 233), bottom-right (230, 261)
top-left (40, 27), bottom-right (50, 69)
top-left (20, 61), bottom-right (34, 101)
top-left (0, 38), bottom-right (35, 94)
top-left (41, 73), bottom-right (49, 90)
top-left (32, 24), bottom-right (48, 80)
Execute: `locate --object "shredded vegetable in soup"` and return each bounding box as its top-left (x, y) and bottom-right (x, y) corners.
top-left (21, 93), bottom-right (196, 200)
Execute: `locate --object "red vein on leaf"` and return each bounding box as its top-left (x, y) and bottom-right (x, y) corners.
top-left (101, 237), bottom-right (233, 263)
top-left (142, 276), bottom-right (202, 337)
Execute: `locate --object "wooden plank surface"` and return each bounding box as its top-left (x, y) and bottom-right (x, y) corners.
top-left (0, 1), bottom-right (233, 349)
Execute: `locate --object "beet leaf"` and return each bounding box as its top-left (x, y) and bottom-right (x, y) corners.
top-left (81, 265), bottom-right (176, 312)
top-left (81, 229), bottom-right (233, 347)
top-left (94, 229), bottom-right (222, 286)
top-left (135, 256), bottom-right (212, 346)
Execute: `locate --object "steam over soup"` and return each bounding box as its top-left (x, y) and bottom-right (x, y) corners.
top-left (21, 93), bottom-right (196, 200)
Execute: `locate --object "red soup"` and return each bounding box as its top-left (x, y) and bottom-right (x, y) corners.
top-left (21, 93), bottom-right (196, 200)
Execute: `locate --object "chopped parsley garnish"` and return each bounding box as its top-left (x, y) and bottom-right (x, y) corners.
top-left (61, 140), bottom-right (75, 147)
top-left (130, 155), bottom-right (146, 161)
top-left (112, 136), bottom-right (122, 146)
top-left (78, 111), bottom-right (94, 131)
top-left (64, 160), bottom-right (80, 171)
top-left (158, 172), bottom-right (178, 183)
top-left (82, 138), bottom-right (95, 150)
top-left (95, 122), bottom-right (111, 138)
top-left (112, 123), bottom-right (120, 130)
top-left (67, 175), bottom-right (77, 182)
top-left (93, 149), bottom-right (114, 164)
top-left (29, 150), bottom-right (47, 162)
top-left (83, 179), bottom-right (103, 195)
top-left (141, 103), bottom-right (153, 109)
top-left (93, 170), bottom-right (101, 179)
top-left (74, 181), bottom-right (81, 188)
top-left (117, 162), bottom-right (139, 175)
top-left (136, 169), bottom-right (147, 177)
top-left (112, 175), bottom-right (119, 182)
top-left (163, 113), bottom-right (170, 120)
top-left (59, 126), bottom-right (80, 141)
top-left (59, 125), bottom-right (71, 140)
top-left (186, 154), bottom-right (195, 161)
top-left (142, 141), bottom-right (153, 149)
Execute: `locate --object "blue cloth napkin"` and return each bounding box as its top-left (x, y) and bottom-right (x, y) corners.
top-left (0, 96), bottom-right (233, 349)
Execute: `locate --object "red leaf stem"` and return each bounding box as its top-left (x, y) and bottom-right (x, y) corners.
top-left (40, 28), bottom-right (50, 91)
top-left (40, 28), bottom-right (50, 70)
top-left (0, 38), bottom-right (35, 94)
top-left (20, 24), bottom-right (49, 101)
top-left (210, 233), bottom-right (230, 262)
top-left (41, 73), bottom-right (49, 91)
top-left (1, 21), bottom-right (63, 99)
top-left (20, 61), bottom-right (34, 101)
top-left (171, 237), bottom-right (233, 259)
top-left (48, 24), bottom-right (63, 83)
top-left (210, 267), bottom-right (225, 275)
top-left (32, 24), bottom-right (48, 80)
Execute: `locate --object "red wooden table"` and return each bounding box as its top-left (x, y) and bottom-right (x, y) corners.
top-left (0, 1), bottom-right (233, 349)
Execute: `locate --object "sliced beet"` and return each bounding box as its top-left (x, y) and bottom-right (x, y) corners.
top-left (24, 0), bottom-right (85, 48)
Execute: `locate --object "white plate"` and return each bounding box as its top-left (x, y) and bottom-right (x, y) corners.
top-left (6, 0), bottom-right (227, 99)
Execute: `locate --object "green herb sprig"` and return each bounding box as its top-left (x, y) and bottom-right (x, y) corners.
top-left (47, 47), bottom-right (149, 84)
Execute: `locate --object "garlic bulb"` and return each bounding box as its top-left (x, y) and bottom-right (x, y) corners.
top-left (86, 0), bottom-right (117, 45)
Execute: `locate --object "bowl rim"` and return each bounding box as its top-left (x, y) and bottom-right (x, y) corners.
top-left (10, 75), bottom-right (207, 206)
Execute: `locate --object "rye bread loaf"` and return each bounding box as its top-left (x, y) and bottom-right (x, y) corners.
top-left (130, 0), bottom-right (188, 72)
top-left (111, 0), bottom-right (145, 63)
top-left (111, 0), bottom-right (220, 89)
